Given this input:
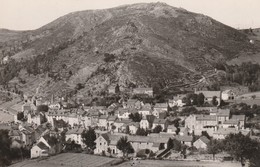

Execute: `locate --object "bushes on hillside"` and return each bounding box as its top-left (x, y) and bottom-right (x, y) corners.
top-left (104, 53), bottom-right (115, 62)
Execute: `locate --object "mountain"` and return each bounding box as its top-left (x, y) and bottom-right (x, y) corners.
top-left (0, 2), bottom-right (259, 99)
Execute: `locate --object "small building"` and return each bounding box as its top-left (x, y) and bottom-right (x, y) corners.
top-left (195, 90), bottom-right (221, 106)
top-left (167, 125), bottom-right (177, 134)
top-left (65, 128), bottom-right (85, 147)
top-left (152, 118), bottom-right (168, 130)
top-left (138, 103), bottom-right (152, 117)
top-left (175, 135), bottom-right (193, 147)
top-left (133, 87), bottom-right (153, 97)
top-left (193, 136), bottom-right (210, 150)
top-left (216, 109), bottom-right (230, 124)
top-left (221, 90), bottom-right (235, 101)
top-left (169, 94), bottom-right (186, 107)
top-left (98, 115), bottom-right (108, 129)
top-left (127, 122), bottom-right (140, 134)
top-left (153, 103), bottom-right (168, 113)
top-left (123, 99), bottom-right (143, 109)
top-left (140, 117), bottom-right (150, 129)
top-left (31, 142), bottom-right (50, 158)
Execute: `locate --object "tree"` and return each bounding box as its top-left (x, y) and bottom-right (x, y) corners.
top-left (17, 112), bottom-right (24, 120)
top-left (115, 84), bottom-right (120, 94)
top-left (207, 139), bottom-right (222, 160)
top-left (75, 83), bottom-right (85, 90)
top-left (249, 143), bottom-right (260, 167)
top-left (116, 136), bottom-right (134, 158)
top-left (153, 125), bottom-right (162, 133)
top-left (0, 130), bottom-right (11, 166)
top-left (104, 53), bottom-right (115, 62)
top-left (172, 139), bottom-right (182, 151)
top-left (167, 138), bottom-right (174, 149)
top-left (182, 97), bottom-right (191, 106)
top-left (223, 133), bottom-right (258, 167)
top-left (197, 93), bottom-right (205, 106)
top-left (129, 112), bottom-right (142, 122)
top-left (82, 128), bottom-right (96, 149)
top-left (107, 147), bottom-right (112, 157)
top-left (212, 96), bottom-right (218, 106)
top-left (125, 125), bottom-right (130, 134)
top-left (37, 105), bottom-right (49, 112)
top-left (201, 131), bottom-right (211, 139)
top-left (136, 128), bottom-right (148, 136)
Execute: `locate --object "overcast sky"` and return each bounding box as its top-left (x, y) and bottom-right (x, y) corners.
top-left (0, 0), bottom-right (259, 30)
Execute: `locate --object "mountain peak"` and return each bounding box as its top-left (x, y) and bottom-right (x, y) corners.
top-left (0, 3), bottom-right (259, 98)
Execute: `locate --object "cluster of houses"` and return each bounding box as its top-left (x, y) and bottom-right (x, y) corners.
top-left (1, 86), bottom-right (256, 159)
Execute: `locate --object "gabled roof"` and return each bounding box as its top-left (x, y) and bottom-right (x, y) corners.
top-left (115, 119), bottom-right (132, 124)
top-left (196, 115), bottom-right (216, 121)
top-left (153, 118), bottom-right (166, 124)
top-left (223, 119), bottom-right (239, 125)
top-left (133, 87), bottom-right (153, 92)
top-left (213, 128), bottom-right (238, 135)
top-left (154, 103), bottom-right (168, 108)
top-left (195, 91), bottom-right (221, 98)
top-left (198, 136), bottom-right (210, 144)
top-left (37, 142), bottom-right (49, 150)
top-left (99, 115), bottom-right (108, 119)
top-left (167, 125), bottom-right (177, 131)
top-left (140, 103), bottom-right (152, 110)
top-left (231, 115), bottom-right (245, 121)
top-left (217, 109), bottom-right (230, 117)
top-left (107, 116), bottom-right (117, 121)
top-left (66, 128), bottom-right (85, 135)
top-left (9, 130), bottom-right (21, 136)
top-left (127, 122), bottom-right (140, 128)
top-left (175, 135), bottom-right (193, 142)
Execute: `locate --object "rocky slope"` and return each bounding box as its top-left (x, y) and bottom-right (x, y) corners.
top-left (0, 2), bottom-right (259, 98)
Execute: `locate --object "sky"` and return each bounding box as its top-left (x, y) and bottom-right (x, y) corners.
top-left (0, 0), bottom-right (260, 30)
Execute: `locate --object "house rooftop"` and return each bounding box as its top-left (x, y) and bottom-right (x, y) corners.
top-left (167, 125), bottom-right (177, 131)
top-left (217, 109), bottom-right (230, 117)
top-left (37, 142), bottom-right (49, 150)
top-left (231, 115), bottom-right (245, 121)
top-left (196, 115), bottom-right (216, 121)
top-left (133, 88), bottom-right (153, 91)
top-left (153, 118), bottom-right (167, 124)
top-left (154, 103), bottom-right (168, 108)
top-left (195, 91), bottom-right (221, 98)
top-left (99, 115), bottom-right (108, 119)
top-left (115, 119), bottom-right (132, 124)
top-left (140, 103), bottom-right (152, 110)
top-left (175, 135), bottom-right (193, 142)
top-left (199, 136), bottom-right (210, 144)
top-left (107, 116), bottom-right (117, 121)
top-left (66, 128), bottom-right (85, 135)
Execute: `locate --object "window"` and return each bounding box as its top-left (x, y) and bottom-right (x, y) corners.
top-left (100, 143), bottom-right (102, 145)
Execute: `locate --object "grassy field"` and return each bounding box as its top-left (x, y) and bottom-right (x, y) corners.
top-left (118, 159), bottom-right (241, 167)
top-left (0, 110), bottom-right (14, 123)
top-left (10, 153), bottom-right (115, 167)
top-left (10, 153), bottom-right (242, 167)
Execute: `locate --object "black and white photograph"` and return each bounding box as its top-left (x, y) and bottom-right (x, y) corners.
top-left (0, 0), bottom-right (260, 167)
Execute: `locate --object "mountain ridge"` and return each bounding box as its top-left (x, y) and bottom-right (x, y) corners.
top-left (0, 2), bottom-right (259, 99)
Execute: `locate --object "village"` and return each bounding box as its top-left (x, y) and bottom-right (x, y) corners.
top-left (0, 84), bottom-right (260, 166)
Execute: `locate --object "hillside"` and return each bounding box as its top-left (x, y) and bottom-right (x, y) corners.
top-left (0, 2), bottom-right (259, 99)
